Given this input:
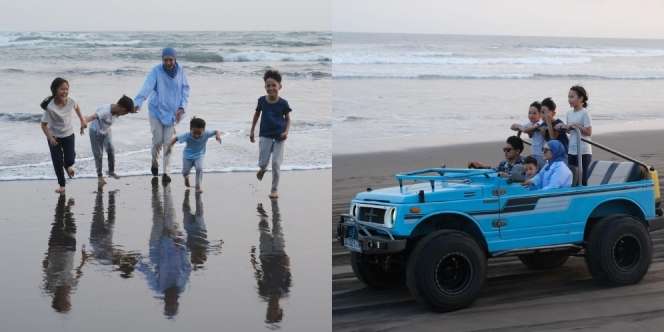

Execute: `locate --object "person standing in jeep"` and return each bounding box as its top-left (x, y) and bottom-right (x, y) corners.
top-left (134, 47), bottom-right (191, 183)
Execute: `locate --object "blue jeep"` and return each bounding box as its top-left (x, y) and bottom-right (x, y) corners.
top-left (337, 132), bottom-right (664, 312)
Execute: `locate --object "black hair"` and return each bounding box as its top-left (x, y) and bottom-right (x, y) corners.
top-left (529, 101), bottom-right (542, 111)
top-left (40, 77), bottom-right (69, 110)
top-left (116, 95), bottom-right (135, 113)
top-left (263, 69), bottom-right (282, 83)
top-left (506, 136), bottom-right (524, 153)
top-left (541, 97), bottom-right (556, 111)
top-left (569, 85), bottom-right (589, 108)
top-left (524, 155), bottom-right (539, 166)
top-left (190, 116), bottom-right (206, 129)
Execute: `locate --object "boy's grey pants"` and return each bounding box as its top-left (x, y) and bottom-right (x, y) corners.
top-left (182, 157), bottom-right (204, 188)
top-left (258, 137), bottom-right (285, 193)
top-left (89, 128), bottom-right (115, 177)
top-left (149, 115), bottom-right (174, 174)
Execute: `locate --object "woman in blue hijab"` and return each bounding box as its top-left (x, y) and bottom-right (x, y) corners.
top-left (523, 140), bottom-right (572, 190)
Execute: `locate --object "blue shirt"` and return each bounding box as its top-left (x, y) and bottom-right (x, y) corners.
top-left (256, 96), bottom-right (292, 139)
top-left (530, 161), bottom-right (573, 190)
top-left (134, 64), bottom-right (190, 126)
top-left (176, 130), bottom-right (216, 160)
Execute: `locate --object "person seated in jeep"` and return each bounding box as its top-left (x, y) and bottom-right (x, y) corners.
top-left (523, 140), bottom-right (572, 190)
top-left (468, 136), bottom-right (526, 180)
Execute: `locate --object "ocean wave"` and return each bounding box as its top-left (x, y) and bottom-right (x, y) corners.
top-left (337, 115), bottom-right (370, 122)
top-left (0, 112), bottom-right (43, 123)
top-left (222, 51), bottom-right (331, 63)
top-left (332, 55), bottom-right (591, 65)
top-left (115, 50), bottom-right (331, 63)
top-left (292, 120), bottom-right (332, 130)
top-left (0, 164), bottom-right (331, 181)
top-left (61, 68), bottom-right (144, 76)
top-left (0, 68), bottom-right (25, 73)
top-left (333, 72), bottom-right (664, 80)
top-left (531, 46), bottom-right (664, 58)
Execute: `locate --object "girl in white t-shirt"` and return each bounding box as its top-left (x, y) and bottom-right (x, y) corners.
top-left (40, 77), bottom-right (87, 193)
top-left (566, 85), bottom-right (593, 186)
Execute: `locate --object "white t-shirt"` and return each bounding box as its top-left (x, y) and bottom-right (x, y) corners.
top-left (41, 97), bottom-right (78, 138)
top-left (90, 104), bottom-right (114, 135)
top-left (566, 108), bottom-right (592, 155)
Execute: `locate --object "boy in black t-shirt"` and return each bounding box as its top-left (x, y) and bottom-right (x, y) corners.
top-left (538, 97), bottom-right (569, 152)
top-left (249, 70), bottom-right (292, 199)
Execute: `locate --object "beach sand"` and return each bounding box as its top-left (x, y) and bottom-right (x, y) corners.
top-left (0, 170), bottom-right (331, 332)
top-left (332, 130), bottom-right (664, 331)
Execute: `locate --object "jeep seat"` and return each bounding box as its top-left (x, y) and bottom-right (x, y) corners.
top-left (586, 161), bottom-right (642, 186)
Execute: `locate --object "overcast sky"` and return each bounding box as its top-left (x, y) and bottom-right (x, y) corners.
top-left (0, 0), bottom-right (329, 31)
top-left (333, 0), bottom-right (664, 39)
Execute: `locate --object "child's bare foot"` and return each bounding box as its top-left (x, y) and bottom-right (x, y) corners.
top-left (269, 191), bottom-right (279, 199)
top-left (98, 176), bottom-right (107, 185)
top-left (109, 172), bottom-right (120, 179)
top-left (256, 168), bottom-right (266, 181)
top-left (195, 186), bottom-right (203, 193)
top-left (66, 166), bottom-right (75, 178)
top-left (55, 186), bottom-right (65, 194)
top-left (184, 176), bottom-right (191, 187)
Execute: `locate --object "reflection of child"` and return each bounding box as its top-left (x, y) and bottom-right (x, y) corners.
top-left (183, 190), bottom-right (209, 267)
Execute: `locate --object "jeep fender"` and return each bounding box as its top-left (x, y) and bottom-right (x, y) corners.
top-left (410, 212), bottom-right (488, 254)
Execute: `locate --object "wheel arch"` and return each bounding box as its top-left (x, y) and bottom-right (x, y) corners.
top-left (410, 212), bottom-right (488, 254)
top-left (583, 198), bottom-right (648, 242)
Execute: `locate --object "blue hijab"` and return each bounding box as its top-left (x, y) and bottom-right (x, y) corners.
top-left (545, 140), bottom-right (566, 170)
top-left (162, 47), bottom-right (178, 78)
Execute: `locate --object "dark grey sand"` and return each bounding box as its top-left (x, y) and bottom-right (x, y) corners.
top-left (0, 170), bottom-right (331, 332)
top-left (332, 130), bottom-right (664, 332)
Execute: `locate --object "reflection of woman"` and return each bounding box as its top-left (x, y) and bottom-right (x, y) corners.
top-left (183, 190), bottom-right (209, 268)
top-left (138, 181), bottom-right (191, 318)
top-left (88, 188), bottom-right (138, 278)
top-left (250, 199), bottom-right (292, 325)
top-left (41, 195), bottom-right (86, 313)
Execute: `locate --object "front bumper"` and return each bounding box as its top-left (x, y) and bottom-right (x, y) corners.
top-left (337, 214), bottom-right (407, 254)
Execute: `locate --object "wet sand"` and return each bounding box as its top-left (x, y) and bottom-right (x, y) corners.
top-left (332, 130), bottom-right (664, 331)
top-left (0, 170), bottom-right (331, 332)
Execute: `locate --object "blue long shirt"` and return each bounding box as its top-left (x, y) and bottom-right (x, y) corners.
top-left (530, 161), bottom-right (573, 190)
top-left (134, 64), bottom-right (190, 126)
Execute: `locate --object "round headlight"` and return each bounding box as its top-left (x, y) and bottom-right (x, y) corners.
top-left (391, 208), bottom-right (396, 223)
top-left (350, 204), bottom-right (357, 216)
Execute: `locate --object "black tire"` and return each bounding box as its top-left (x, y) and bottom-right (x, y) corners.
top-left (585, 214), bottom-right (652, 286)
top-left (351, 252), bottom-right (404, 289)
top-left (406, 230), bottom-right (486, 312)
top-left (518, 252), bottom-right (570, 270)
